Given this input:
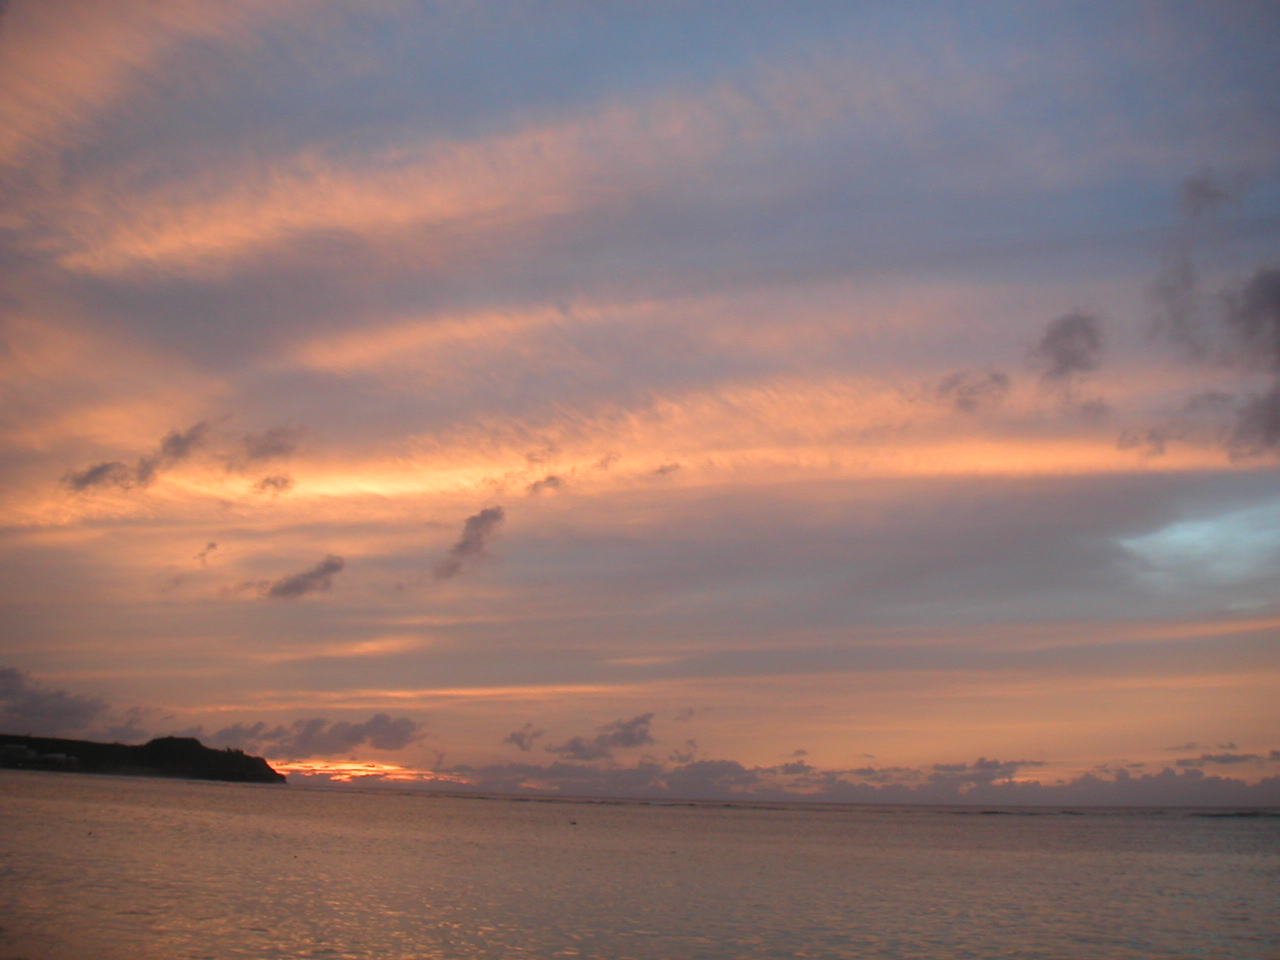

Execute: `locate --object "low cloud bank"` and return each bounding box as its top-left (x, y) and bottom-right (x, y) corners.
top-left (0, 667), bottom-right (106, 736)
top-left (196, 714), bottom-right (424, 759)
top-left (426, 756), bottom-right (1280, 807)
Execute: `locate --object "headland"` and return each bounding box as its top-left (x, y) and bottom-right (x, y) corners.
top-left (0, 733), bottom-right (286, 783)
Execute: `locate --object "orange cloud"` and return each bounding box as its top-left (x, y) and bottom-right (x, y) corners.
top-left (0, 0), bottom-right (313, 166)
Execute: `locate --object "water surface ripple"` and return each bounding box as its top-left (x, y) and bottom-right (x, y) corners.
top-left (1, 771), bottom-right (1277, 959)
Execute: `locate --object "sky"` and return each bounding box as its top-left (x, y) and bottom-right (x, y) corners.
top-left (2, 0), bottom-right (1279, 805)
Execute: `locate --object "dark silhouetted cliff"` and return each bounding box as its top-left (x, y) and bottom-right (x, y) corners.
top-left (0, 733), bottom-right (286, 783)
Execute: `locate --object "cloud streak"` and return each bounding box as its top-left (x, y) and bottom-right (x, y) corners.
top-left (265, 555), bottom-right (345, 599)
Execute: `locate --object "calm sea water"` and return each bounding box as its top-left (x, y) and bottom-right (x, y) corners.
top-left (1, 771), bottom-right (1277, 960)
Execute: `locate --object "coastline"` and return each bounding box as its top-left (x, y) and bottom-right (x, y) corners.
top-left (0, 733), bottom-right (285, 784)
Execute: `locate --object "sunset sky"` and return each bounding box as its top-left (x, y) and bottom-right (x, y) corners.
top-left (2, 1), bottom-right (1279, 803)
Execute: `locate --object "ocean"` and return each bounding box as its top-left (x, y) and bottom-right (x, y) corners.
top-left (1, 770), bottom-right (1276, 959)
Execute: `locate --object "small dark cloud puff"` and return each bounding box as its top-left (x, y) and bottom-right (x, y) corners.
top-left (502, 722), bottom-right (545, 752)
top-left (204, 714), bottom-right (424, 759)
top-left (434, 506), bottom-right (505, 580)
top-left (195, 542), bottom-right (218, 565)
top-left (653, 462), bottom-right (681, 476)
top-left (0, 666), bottom-right (106, 736)
top-left (136, 422), bottom-right (210, 485)
top-left (526, 475), bottom-right (564, 495)
top-left (253, 474), bottom-right (294, 495)
top-left (547, 712), bottom-right (656, 761)
top-left (241, 427), bottom-right (301, 462)
top-left (266, 555), bottom-right (345, 599)
top-left (935, 370), bottom-right (1010, 413)
top-left (1030, 313), bottom-right (1103, 381)
top-left (1179, 168), bottom-right (1242, 218)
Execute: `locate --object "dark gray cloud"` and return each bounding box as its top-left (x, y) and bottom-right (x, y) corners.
top-left (776, 758), bottom-right (812, 775)
top-left (1179, 168), bottom-right (1242, 219)
top-left (1151, 169), bottom-right (1249, 356)
top-left (1117, 391), bottom-right (1245, 459)
top-left (422, 754), bottom-right (1280, 806)
top-left (1175, 751), bottom-right (1262, 768)
top-left (547, 712), bottom-right (655, 761)
top-left (1227, 266), bottom-right (1280, 372)
top-left (100, 705), bottom-right (155, 744)
top-left (667, 739), bottom-right (697, 764)
top-left (1145, 175), bottom-right (1280, 460)
top-left (241, 427), bottom-right (300, 462)
top-left (654, 462), bottom-right (681, 476)
top-left (935, 370), bottom-right (1010, 413)
top-left (927, 757), bottom-right (1044, 787)
top-left (62, 422), bottom-right (302, 493)
top-left (526, 475), bottom-right (564, 495)
top-left (195, 542), bottom-right (217, 565)
top-left (0, 666), bottom-right (106, 736)
top-left (252, 474), bottom-right (294, 495)
top-left (204, 713), bottom-right (424, 759)
top-left (1030, 313), bottom-right (1103, 381)
top-left (63, 421), bottom-right (210, 491)
top-left (1229, 384), bottom-right (1280, 456)
top-left (502, 722), bottom-right (544, 752)
top-left (136, 421), bottom-right (210, 485)
top-left (1152, 265), bottom-right (1280, 458)
top-left (266, 554), bottom-right (345, 599)
top-left (434, 506), bottom-right (505, 579)
top-left (62, 459), bottom-right (133, 491)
